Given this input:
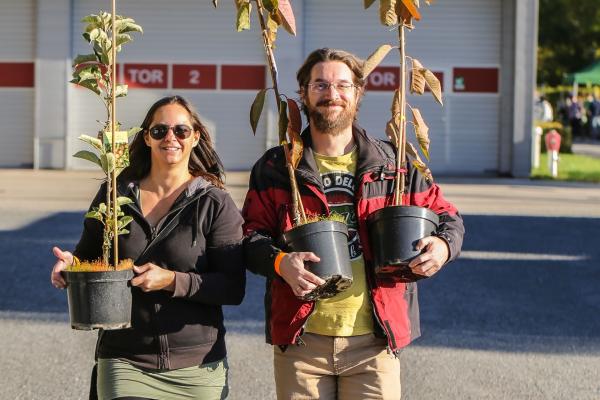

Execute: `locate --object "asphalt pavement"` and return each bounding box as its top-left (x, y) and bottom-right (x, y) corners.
top-left (1, 169), bottom-right (599, 400)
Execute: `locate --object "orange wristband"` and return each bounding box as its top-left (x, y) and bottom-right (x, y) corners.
top-left (274, 252), bottom-right (287, 276)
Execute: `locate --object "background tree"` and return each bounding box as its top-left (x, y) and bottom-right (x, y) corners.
top-left (538, 0), bottom-right (600, 85)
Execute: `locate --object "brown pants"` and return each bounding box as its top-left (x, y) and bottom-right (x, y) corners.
top-left (273, 333), bottom-right (401, 400)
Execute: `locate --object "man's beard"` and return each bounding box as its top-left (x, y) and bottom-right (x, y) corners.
top-left (307, 99), bottom-right (357, 136)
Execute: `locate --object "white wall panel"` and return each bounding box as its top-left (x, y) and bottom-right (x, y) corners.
top-left (304, 0), bottom-right (501, 66)
top-left (0, 0), bottom-right (34, 167)
top-left (0, 0), bottom-right (35, 60)
top-left (0, 90), bottom-right (34, 167)
top-left (447, 95), bottom-right (500, 173)
top-left (72, 0), bottom-right (264, 63)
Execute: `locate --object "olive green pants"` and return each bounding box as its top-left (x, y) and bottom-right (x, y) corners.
top-left (97, 358), bottom-right (229, 400)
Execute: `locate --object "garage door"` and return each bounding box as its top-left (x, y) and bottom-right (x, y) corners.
top-left (0, 0), bottom-right (35, 167)
top-left (304, 0), bottom-right (502, 174)
top-left (70, 0), bottom-right (269, 170)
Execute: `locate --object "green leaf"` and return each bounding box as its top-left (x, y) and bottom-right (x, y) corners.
top-left (89, 28), bottom-right (101, 41)
top-left (263, 0), bottom-right (278, 13)
top-left (114, 18), bottom-right (143, 34)
top-left (266, 13), bottom-right (279, 46)
top-left (72, 53), bottom-right (98, 67)
top-left (74, 79), bottom-right (101, 95)
top-left (98, 203), bottom-right (107, 214)
top-left (118, 216), bottom-right (133, 228)
top-left (73, 150), bottom-right (102, 168)
top-left (250, 89), bottom-right (267, 135)
top-left (236, 1), bottom-right (252, 31)
top-left (115, 33), bottom-right (133, 48)
top-left (100, 152), bottom-right (116, 174)
top-left (84, 210), bottom-right (103, 221)
top-left (278, 99), bottom-right (288, 145)
top-left (81, 14), bottom-right (101, 25)
top-left (73, 64), bottom-right (103, 80)
top-left (117, 196), bottom-right (134, 206)
top-left (118, 229), bottom-right (130, 235)
top-left (77, 134), bottom-right (102, 151)
top-left (115, 84), bottom-right (128, 98)
top-left (127, 127), bottom-right (142, 138)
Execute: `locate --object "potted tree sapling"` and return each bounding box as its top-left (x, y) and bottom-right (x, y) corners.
top-left (223, 0), bottom-right (353, 300)
top-left (62, 8), bottom-right (143, 329)
top-left (362, 0), bottom-right (443, 281)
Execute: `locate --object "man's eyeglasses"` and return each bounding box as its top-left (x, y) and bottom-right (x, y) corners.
top-left (307, 82), bottom-right (356, 94)
top-left (148, 124), bottom-right (194, 140)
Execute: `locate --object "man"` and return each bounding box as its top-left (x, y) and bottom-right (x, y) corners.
top-left (242, 48), bottom-right (464, 399)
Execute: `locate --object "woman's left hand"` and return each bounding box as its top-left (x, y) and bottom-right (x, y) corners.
top-left (131, 263), bottom-right (176, 292)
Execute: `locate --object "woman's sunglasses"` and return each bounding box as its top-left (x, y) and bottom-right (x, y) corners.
top-left (148, 124), bottom-right (194, 140)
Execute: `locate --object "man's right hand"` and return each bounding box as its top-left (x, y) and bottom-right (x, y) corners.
top-left (278, 252), bottom-right (326, 298)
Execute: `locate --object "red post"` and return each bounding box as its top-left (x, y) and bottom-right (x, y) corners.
top-left (544, 129), bottom-right (561, 177)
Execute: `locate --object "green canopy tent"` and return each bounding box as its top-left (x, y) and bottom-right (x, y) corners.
top-left (566, 60), bottom-right (600, 95)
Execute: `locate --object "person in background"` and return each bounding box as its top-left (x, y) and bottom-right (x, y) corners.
top-left (51, 95), bottom-right (245, 400)
top-left (534, 91), bottom-right (553, 122)
top-left (568, 94), bottom-right (584, 139)
top-left (242, 48), bottom-right (464, 399)
top-left (586, 94), bottom-right (600, 139)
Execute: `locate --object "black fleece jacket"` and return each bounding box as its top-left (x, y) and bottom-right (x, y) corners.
top-left (74, 177), bottom-right (245, 370)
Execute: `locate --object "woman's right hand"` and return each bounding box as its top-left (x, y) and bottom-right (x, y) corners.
top-left (51, 246), bottom-right (73, 289)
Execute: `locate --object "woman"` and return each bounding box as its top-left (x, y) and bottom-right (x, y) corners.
top-left (50, 96), bottom-right (245, 399)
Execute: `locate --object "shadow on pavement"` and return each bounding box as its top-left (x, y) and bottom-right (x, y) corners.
top-left (1, 212), bottom-right (598, 353)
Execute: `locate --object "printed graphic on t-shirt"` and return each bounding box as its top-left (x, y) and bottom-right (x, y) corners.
top-left (321, 171), bottom-right (362, 260)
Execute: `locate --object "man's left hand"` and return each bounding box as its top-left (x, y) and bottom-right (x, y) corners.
top-left (408, 236), bottom-right (450, 277)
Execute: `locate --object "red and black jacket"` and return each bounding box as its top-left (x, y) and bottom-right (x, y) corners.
top-left (242, 124), bottom-right (464, 353)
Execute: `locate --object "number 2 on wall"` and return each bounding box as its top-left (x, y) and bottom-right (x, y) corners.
top-left (189, 70), bottom-right (200, 85)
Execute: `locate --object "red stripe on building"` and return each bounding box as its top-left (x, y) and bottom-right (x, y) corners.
top-left (366, 67), bottom-right (444, 92)
top-left (122, 64), bottom-right (168, 88)
top-left (0, 62), bottom-right (34, 87)
top-left (172, 65), bottom-right (217, 89)
top-left (221, 65), bottom-right (266, 90)
top-left (452, 67), bottom-right (498, 93)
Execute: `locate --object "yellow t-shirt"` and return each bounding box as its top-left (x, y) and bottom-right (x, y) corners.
top-left (304, 148), bottom-right (374, 336)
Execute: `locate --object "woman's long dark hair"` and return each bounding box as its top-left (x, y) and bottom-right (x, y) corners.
top-left (120, 96), bottom-right (225, 188)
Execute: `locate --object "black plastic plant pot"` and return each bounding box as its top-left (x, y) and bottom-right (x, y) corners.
top-left (61, 269), bottom-right (134, 330)
top-left (367, 205), bottom-right (439, 282)
top-left (281, 220), bottom-right (353, 301)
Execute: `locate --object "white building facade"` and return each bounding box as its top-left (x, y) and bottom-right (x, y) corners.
top-left (0, 0), bottom-right (538, 177)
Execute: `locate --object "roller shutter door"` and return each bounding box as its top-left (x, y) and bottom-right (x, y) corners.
top-left (304, 0), bottom-right (502, 174)
top-left (70, 0), bottom-right (268, 170)
top-left (0, 0), bottom-right (35, 167)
